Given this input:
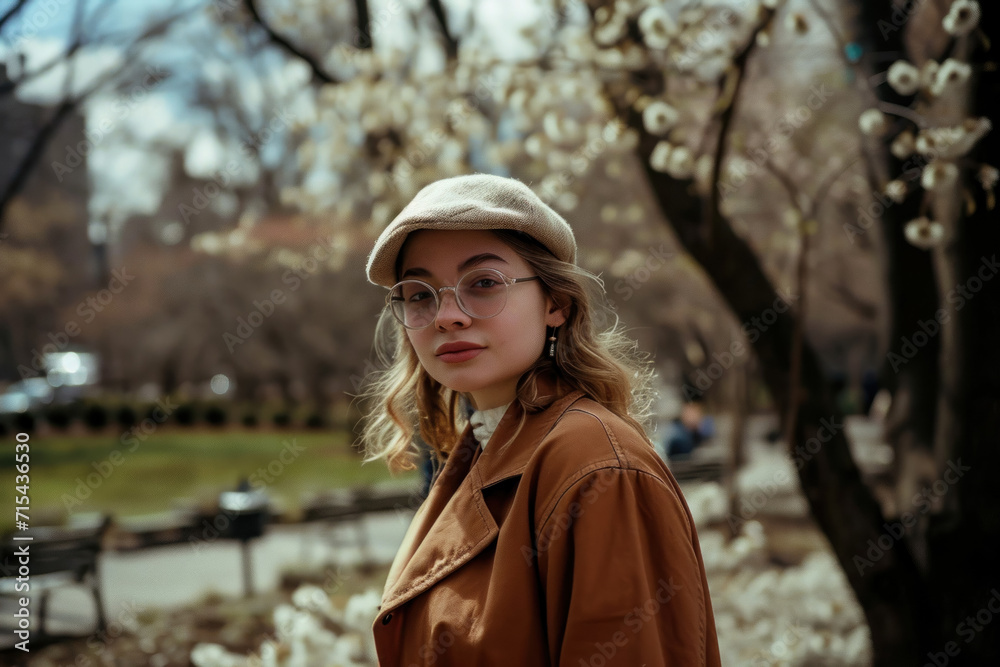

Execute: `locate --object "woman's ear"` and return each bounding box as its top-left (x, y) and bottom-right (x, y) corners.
top-left (545, 298), bottom-right (569, 328)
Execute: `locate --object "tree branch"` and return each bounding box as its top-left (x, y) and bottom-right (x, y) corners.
top-left (704, 10), bottom-right (777, 248)
top-left (760, 157), bottom-right (802, 212)
top-left (0, 9), bottom-right (190, 229)
top-left (0, 0), bottom-right (30, 34)
top-left (1, 0), bottom-right (160, 98)
top-left (243, 0), bottom-right (337, 83)
top-left (0, 100), bottom-right (77, 227)
top-left (353, 0), bottom-right (371, 49)
top-left (428, 0), bottom-right (458, 60)
top-left (808, 151), bottom-right (863, 216)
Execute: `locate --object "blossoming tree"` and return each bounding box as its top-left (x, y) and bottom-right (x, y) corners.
top-left (234, 0), bottom-right (998, 662)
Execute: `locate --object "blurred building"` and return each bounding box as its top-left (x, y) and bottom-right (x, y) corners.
top-left (0, 60), bottom-right (93, 383)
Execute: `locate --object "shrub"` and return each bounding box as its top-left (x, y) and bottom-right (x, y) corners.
top-left (205, 405), bottom-right (228, 427)
top-left (83, 404), bottom-right (108, 431)
top-left (305, 412), bottom-right (326, 429)
top-left (13, 411), bottom-right (36, 433)
top-left (45, 405), bottom-right (73, 430)
top-left (241, 413), bottom-right (258, 428)
top-left (175, 403), bottom-right (197, 426)
top-left (116, 405), bottom-right (138, 428)
top-left (272, 412), bottom-right (291, 428)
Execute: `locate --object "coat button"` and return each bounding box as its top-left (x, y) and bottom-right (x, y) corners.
top-left (382, 612), bottom-right (393, 625)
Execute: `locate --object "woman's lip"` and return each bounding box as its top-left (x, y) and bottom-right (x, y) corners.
top-left (437, 347), bottom-right (485, 363)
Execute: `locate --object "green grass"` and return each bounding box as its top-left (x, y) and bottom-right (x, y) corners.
top-left (0, 428), bottom-right (418, 534)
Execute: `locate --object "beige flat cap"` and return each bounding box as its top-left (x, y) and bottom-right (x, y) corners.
top-left (366, 174), bottom-right (577, 287)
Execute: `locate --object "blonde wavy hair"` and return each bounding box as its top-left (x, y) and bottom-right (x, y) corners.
top-left (355, 229), bottom-right (657, 474)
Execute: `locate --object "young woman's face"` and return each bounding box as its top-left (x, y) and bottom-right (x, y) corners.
top-left (397, 229), bottom-right (567, 410)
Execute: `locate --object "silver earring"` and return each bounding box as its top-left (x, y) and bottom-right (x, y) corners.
top-left (548, 326), bottom-right (558, 358)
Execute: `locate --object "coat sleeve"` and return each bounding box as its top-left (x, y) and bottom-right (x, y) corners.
top-left (535, 467), bottom-right (719, 666)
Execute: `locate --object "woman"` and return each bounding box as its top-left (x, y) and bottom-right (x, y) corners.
top-left (360, 174), bottom-right (721, 666)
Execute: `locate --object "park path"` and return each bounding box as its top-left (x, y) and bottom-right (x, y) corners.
top-left (0, 512), bottom-right (414, 647)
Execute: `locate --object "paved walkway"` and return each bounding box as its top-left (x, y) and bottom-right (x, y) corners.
top-left (0, 512), bottom-right (414, 646)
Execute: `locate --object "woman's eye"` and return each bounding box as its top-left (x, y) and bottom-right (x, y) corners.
top-left (408, 291), bottom-right (432, 302)
top-left (472, 278), bottom-right (499, 289)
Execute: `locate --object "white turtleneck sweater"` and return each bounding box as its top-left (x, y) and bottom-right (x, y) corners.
top-left (468, 401), bottom-right (513, 450)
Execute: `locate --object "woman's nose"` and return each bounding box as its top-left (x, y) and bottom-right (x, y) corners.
top-left (435, 289), bottom-right (471, 328)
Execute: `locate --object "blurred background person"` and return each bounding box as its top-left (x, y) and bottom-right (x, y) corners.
top-left (661, 397), bottom-right (715, 461)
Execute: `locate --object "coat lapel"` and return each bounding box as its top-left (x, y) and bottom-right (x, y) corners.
top-left (380, 378), bottom-right (588, 612)
top-left (380, 424), bottom-right (495, 611)
top-left (474, 383), bottom-right (587, 489)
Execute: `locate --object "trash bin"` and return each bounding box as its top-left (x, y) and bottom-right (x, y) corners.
top-left (217, 481), bottom-right (270, 597)
top-left (218, 488), bottom-right (269, 541)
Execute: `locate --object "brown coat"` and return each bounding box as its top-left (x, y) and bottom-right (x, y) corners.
top-left (372, 380), bottom-right (722, 666)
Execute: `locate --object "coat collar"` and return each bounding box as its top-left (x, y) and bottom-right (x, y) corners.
top-left (380, 374), bottom-right (587, 612)
top-left (474, 374), bottom-right (585, 488)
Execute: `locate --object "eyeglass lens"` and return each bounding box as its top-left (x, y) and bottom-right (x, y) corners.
top-left (390, 269), bottom-right (510, 328)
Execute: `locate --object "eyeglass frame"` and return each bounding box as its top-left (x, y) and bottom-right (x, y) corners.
top-left (385, 268), bottom-right (542, 330)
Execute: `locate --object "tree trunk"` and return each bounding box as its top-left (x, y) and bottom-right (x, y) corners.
top-left (921, 11), bottom-right (1000, 660)
top-left (852, 0), bottom-right (942, 572)
top-left (617, 8), bottom-right (932, 661)
top-left (855, 1), bottom-right (1000, 662)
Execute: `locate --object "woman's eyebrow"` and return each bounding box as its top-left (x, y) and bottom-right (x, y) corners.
top-left (401, 253), bottom-right (509, 279)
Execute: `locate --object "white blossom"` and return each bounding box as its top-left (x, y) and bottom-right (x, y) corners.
top-left (891, 131), bottom-right (916, 159)
top-left (342, 589), bottom-right (381, 634)
top-left (593, 47), bottom-right (625, 69)
top-left (904, 217), bottom-right (945, 249)
top-left (543, 112), bottom-right (582, 144)
top-left (916, 118), bottom-right (992, 159)
top-left (650, 141), bottom-right (674, 173)
top-left (943, 0), bottom-right (981, 36)
top-left (915, 133), bottom-right (935, 157)
top-left (930, 58), bottom-right (972, 97)
top-left (667, 145), bottom-right (695, 179)
top-left (594, 12), bottom-right (628, 46)
top-left (921, 161), bottom-right (959, 192)
top-left (887, 60), bottom-right (920, 96)
top-left (642, 100), bottom-right (680, 135)
top-left (555, 191), bottom-right (580, 212)
top-left (885, 180), bottom-right (908, 203)
top-left (524, 133), bottom-right (548, 158)
top-left (859, 109), bottom-right (889, 137)
top-left (979, 165), bottom-right (999, 190)
top-left (639, 6), bottom-right (677, 49)
top-left (618, 42), bottom-right (649, 70)
top-left (191, 643), bottom-right (248, 667)
top-left (291, 585), bottom-right (339, 621)
top-left (507, 89), bottom-right (529, 112)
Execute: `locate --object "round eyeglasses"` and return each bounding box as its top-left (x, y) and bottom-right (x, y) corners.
top-left (387, 268), bottom-right (541, 330)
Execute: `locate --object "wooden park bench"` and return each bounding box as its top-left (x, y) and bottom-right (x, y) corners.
top-left (0, 517), bottom-right (111, 638)
top-left (665, 457), bottom-right (727, 483)
top-left (300, 487), bottom-right (419, 563)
